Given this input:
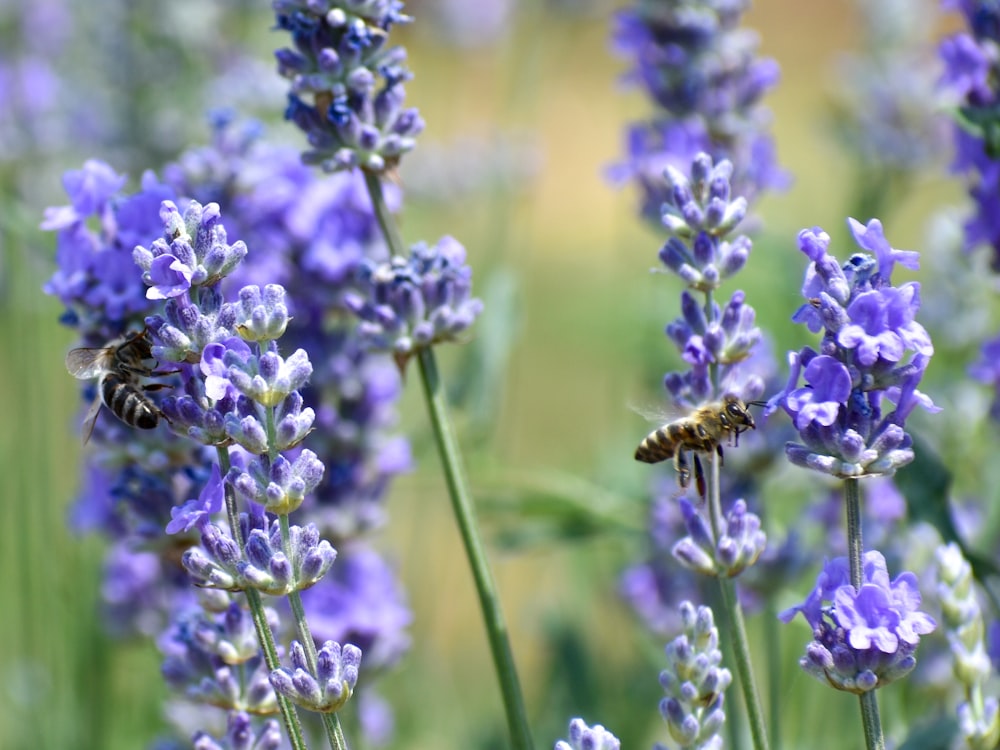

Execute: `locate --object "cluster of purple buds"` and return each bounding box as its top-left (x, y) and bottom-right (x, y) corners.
top-left (554, 718), bottom-right (621, 750)
top-left (274, 0), bottom-right (425, 173)
top-left (657, 601), bottom-right (730, 750)
top-left (780, 550), bottom-right (936, 693)
top-left (184, 516), bottom-right (336, 595)
top-left (270, 640), bottom-right (361, 713)
top-left (161, 602), bottom-right (280, 716)
top-left (609, 0), bottom-right (785, 222)
top-left (771, 219), bottom-right (938, 478)
top-left (935, 543), bottom-right (1000, 748)
top-left (192, 711), bottom-right (282, 750)
top-left (344, 235), bottom-right (484, 370)
top-left (657, 153), bottom-right (763, 409)
top-left (672, 498), bottom-right (767, 578)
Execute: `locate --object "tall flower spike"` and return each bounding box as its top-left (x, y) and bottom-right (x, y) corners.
top-left (781, 550), bottom-right (936, 693)
top-left (771, 218), bottom-right (938, 478)
top-left (269, 640), bottom-right (362, 714)
top-left (344, 235), bottom-right (484, 371)
top-left (273, 1), bottom-right (424, 173)
top-left (657, 601), bottom-right (731, 750)
top-left (609, 0), bottom-right (787, 224)
top-left (672, 497), bottom-right (767, 578)
top-left (935, 543), bottom-right (1000, 750)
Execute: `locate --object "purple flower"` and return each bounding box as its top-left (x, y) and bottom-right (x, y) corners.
top-left (146, 254), bottom-right (194, 300)
top-left (273, 3), bottom-right (423, 173)
top-left (609, 0), bottom-right (787, 224)
top-left (784, 551), bottom-right (935, 693)
top-left (344, 236), bottom-right (484, 369)
top-left (166, 464), bottom-right (224, 535)
top-left (774, 219), bottom-right (937, 479)
top-left (300, 544), bottom-right (411, 671)
top-left (784, 354), bottom-right (852, 431)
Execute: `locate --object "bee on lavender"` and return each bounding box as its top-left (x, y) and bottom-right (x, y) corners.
top-left (635, 394), bottom-right (759, 497)
top-left (65, 328), bottom-right (172, 442)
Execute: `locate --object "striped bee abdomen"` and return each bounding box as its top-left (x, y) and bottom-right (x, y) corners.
top-left (101, 373), bottom-right (159, 429)
top-left (634, 426), bottom-right (677, 463)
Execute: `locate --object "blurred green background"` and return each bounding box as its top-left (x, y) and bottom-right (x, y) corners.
top-left (0, 1), bottom-right (992, 748)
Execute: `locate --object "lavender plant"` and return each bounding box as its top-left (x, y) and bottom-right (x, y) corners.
top-left (935, 542), bottom-right (1000, 749)
top-left (273, 3), bottom-right (531, 749)
top-left (608, 0), bottom-right (787, 225)
top-left (44, 128), bottom-right (412, 745)
top-left (771, 219), bottom-right (939, 750)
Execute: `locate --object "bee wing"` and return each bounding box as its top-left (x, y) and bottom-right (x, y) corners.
top-left (65, 347), bottom-right (113, 379)
top-left (629, 400), bottom-right (684, 425)
top-left (80, 395), bottom-right (103, 444)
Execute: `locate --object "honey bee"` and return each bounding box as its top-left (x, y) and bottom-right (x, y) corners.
top-left (634, 394), bottom-right (760, 497)
top-left (65, 329), bottom-right (173, 442)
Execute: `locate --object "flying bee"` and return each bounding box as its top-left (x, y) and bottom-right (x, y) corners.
top-left (634, 394), bottom-right (761, 498)
top-left (65, 329), bottom-right (174, 443)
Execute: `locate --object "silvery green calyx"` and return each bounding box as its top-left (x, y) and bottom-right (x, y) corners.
top-left (935, 543), bottom-right (1000, 750)
top-left (183, 515), bottom-right (336, 595)
top-left (554, 718), bottom-right (621, 750)
top-left (269, 640), bottom-right (362, 714)
top-left (232, 284), bottom-right (291, 342)
top-left (274, 0), bottom-right (424, 173)
top-left (344, 235), bottom-right (484, 370)
top-left (672, 498), bottom-right (767, 578)
top-left (657, 601), bottom-right (731, 750)
top-left (134, 200), bottom-right (249, 297)
top-left (192, 711), bottom-right (283, 750)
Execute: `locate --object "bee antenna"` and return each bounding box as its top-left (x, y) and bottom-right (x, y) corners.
top-left (745, 400), bottom-right (768, 408)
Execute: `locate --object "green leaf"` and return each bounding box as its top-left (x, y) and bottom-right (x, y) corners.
top-left (475, 467), bottom-right (644, 550)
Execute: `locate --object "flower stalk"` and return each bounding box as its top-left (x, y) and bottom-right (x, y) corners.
top-left (216, 444), bottom-right (311, 750)
top-left (845, 478), bottom-right (886, 750)
top-left (364, 175), bottom-right (534, 750)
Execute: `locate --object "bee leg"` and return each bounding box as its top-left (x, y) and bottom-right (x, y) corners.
top-left (674, 451), bottom-right (691, 489)
top-left (716, 443), bottom-right (724, 466)
top-left (141, 383), bottom-right (173, 392)
top-left (693, 453), bottom-right (706, 499)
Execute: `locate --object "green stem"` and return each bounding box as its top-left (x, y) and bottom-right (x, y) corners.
top-left (844, 478), bottom-right (886, 750)
top-left (764, 599), bottom-right (782, 750)
top-left (215, 447), bottom-right (310, 750)
top-left (416, 347), bottom-right (534, 750)
top-left (703, 290), bottom-right (769, 750)
top-left (364, 167), bottom-right (534, 750)
top-left (712, 460), bottom-right (770, 750)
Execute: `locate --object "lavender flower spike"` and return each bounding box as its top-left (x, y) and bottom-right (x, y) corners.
top-left (672, 498), bottom-right (767, 578)
top-left (781, 550), bottom-right (935, 693)
top-left (772, 218), bottom-right (938, 479)
top-left (554, 718), bottom-right (621, 750)
top-left (344, 235), bottom-right (484, 371)
top-left (273, 1), bottom-right (424, 173)
top-left (269, 640), bottom-right (362, 714)
top-left (657, 601), bottom-right (731, 750)
top-left (935, 543), bottom-right (1000, 749)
